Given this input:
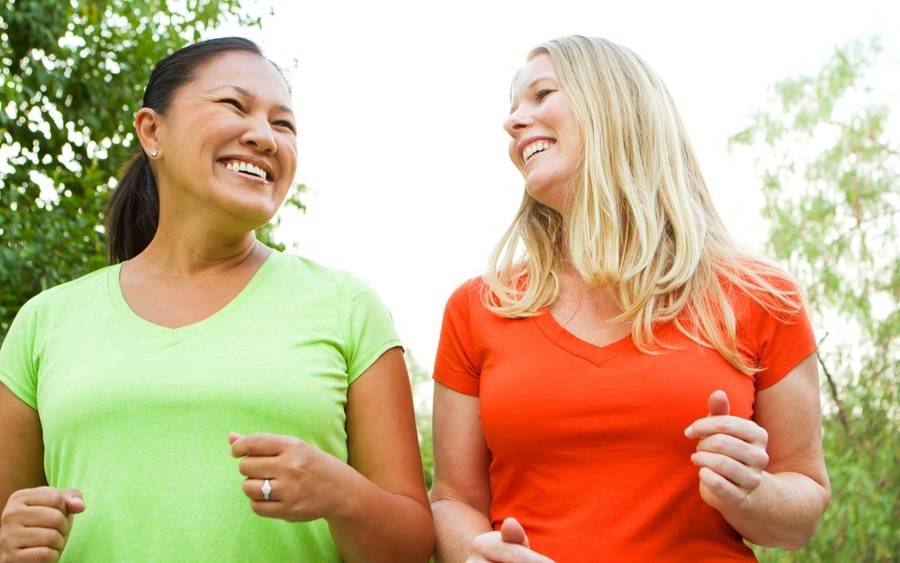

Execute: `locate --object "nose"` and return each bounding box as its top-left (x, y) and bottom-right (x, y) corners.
top-left (503, 107), bottom-right (534, 137)
top-left (241, 115), bottom-right (277, 155)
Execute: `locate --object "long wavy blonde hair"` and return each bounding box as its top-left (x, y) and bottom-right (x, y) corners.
top-left (485, 35), bottom-right (801, 374)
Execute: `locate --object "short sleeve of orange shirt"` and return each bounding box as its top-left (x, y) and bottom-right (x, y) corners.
top-left (433, 276), bottom-right (816, 562)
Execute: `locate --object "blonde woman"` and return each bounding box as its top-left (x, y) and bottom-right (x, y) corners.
top-left (431, 36), bottom-right (830, 562)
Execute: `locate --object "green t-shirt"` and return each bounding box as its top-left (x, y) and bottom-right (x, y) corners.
top-left (0, 250), bottom-right (402, 562)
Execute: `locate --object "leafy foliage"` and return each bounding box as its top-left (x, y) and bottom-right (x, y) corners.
top-left (0, 0), bottom-right (302, 340)
top-left (407, 352), bottom-right (435, 491)
top-left (731, 37), bottom-right (899, 561)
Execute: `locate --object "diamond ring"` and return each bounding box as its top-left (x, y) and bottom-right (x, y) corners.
top-left (261, 479), bottom-right (272, 501)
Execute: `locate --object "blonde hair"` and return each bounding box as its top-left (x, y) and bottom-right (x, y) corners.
top-left (486, 35), bottom-right (801, 374)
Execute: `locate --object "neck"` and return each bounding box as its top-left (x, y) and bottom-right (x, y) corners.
top-left (135, 217), bottom-right (264, 277)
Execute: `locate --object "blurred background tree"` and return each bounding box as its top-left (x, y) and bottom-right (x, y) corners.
top-left (3, 2), bottom-right (897, 559)
top-left (0, 0), bottom-right (302, 340)
top-left (406, 352), bottom-right (435, 490)
top-left (731, 37), bottom-right (898, 561)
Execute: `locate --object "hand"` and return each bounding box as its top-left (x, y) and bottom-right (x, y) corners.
top-left (466, 517), bottom-right (555, 563)
top-left (229, 432), bottom-right (352, 523)
top-left (0, 487), bottom-right (85, 563)
top-left (684, 390), bottom-right (770, 512)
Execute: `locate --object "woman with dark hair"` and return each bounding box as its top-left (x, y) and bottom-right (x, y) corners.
top-left (0, 37), bottom-right (432, 562)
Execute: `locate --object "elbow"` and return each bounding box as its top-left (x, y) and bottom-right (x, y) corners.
top-left (781, 485), bottom-right (833, 551)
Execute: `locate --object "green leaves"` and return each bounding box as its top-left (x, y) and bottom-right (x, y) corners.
top-left (733, 37), bottom-right (899, 562)
top-left (0, 0), bottom-right (302, 338)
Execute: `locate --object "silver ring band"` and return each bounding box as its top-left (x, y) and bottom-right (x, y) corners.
top-left (261, 479), bottom-right (272, 501)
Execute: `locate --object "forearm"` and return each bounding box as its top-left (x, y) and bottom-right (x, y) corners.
top-left (327, 467), bottom-right (433, 563)
top-left (722, 471), bottom-right (830, 549)
top-left (432, 498), bottom-right (493, 563)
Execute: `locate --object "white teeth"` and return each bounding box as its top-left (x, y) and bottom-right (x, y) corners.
top-left (523, 140), bottom-right (556, 162)
top-left (225, 160), bottom-right (268, 181)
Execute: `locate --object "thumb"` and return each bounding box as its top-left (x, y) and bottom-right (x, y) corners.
top-left (500, 516), bottom-right (529, 547)
top-left (707, 389), bottom-right (730, 417)
top-left (61, 489), bottom-right (85, 514)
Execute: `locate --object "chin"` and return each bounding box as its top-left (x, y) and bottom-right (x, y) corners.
top-left (525, 180), bottom-right (565, 211)
top-left (219, 196), bottom-right (279, 230)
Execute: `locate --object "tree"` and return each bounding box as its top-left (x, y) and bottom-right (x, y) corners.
top-left (0, 0), bottom-right (302, 339)
top-left (730, 37), bottom-right (898, 561)
top-left (406, 351), bottom-right (435, 490)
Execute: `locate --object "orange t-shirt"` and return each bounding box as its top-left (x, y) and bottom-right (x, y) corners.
top-left (433, 277), bottom-right (816, 562)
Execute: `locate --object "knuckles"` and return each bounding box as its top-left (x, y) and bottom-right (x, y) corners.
top-left (703, 434), bottom-right (728, 452)
top-left (237, 458), bottom-right (254, 476)
top-left (471, 531), bottom-right (502, 555)
top-left (745, 472), bottom-right (763, 490)
top-left (282, 449), bottom-right (313, 476)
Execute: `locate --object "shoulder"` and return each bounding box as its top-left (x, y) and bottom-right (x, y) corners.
top-left (268, 252), bottom-right (375, 298)
top-left (20, 266), bottom-right (112, 315)
top-left (442, 276), bottom-right (496, 320)
top-left (721, 260), bottom-right (816, 388)
top-left (447, 276), bottom-right (486, 303)
top-left (720, 260), bottom-right (805, 326)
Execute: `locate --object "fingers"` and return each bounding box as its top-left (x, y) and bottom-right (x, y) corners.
top-left (684, 416), bottom-right (768, 445)
top-left (11, 546), bottom-right (62, 562)
top-left (696, 433), bottom-right (769, 469)
top-left (59, 490), bottom-right (84, 515)
top-left (0, 488), bottom-right (83, 563)
top-left (7, 526), bottom-right (66, 552)
top-left (471, 531), bottom-right (555, 563)
top-left (698, 466), bottom-right (747, 507)
top-left (18, 488), bottom-right (67, 513)
top-left (500, 516), bottom-right (529, 547)
top-left (230, 433), bottom-right (294, 458)
top-left (14, 507), bottom-right (70, 537)
top-left (247, 499), bottom-right (290, 519)
top-left (13, 487), bottom-right (84, 517)
top-left (691, 452), bottom-right (763, 491)
top-left (707, 389), bottom-right (730, 416)
top-left (241, 479), bottom-right (279, 502)
top-left (237, 456), bottom-right (278, 478)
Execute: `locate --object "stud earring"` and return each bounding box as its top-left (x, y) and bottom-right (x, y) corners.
top-left (149, 147), bottom-right (159, 158)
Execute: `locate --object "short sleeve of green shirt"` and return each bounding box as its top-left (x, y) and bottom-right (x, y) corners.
top-left (338, 275), bottom-right (403, 383)
top-left (0, 296), bottom-right (41, 408)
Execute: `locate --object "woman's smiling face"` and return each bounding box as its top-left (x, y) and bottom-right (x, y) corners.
top-left (503, 53), bottom-right (583, 212)
top-left (150, 50), bottom-right (298, 230)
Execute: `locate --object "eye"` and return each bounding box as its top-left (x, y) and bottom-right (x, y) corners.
top-left (536, 89), bottom-right (555, 101)
top-left (273, 120), bottom-right (297, 134)
top-left (218, 98), bottom-right (246, 112)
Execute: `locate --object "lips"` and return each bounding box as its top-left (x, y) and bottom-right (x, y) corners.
top-left (517, 136), bottom-right (557, 164)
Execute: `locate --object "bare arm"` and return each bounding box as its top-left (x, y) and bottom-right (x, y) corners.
top-left (430, 383), bottom-right (493, 562)
top-left (735, 352), bottom-right (830, 548)
top-left (329, 348), bottom-right (433, 562)
top-left (688, 353), bottom-right (831, 549)
top-left (0, 383), bottom-right (46, 514)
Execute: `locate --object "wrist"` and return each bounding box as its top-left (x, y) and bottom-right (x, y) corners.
top-left (323, 460), bottom-right (367, 524)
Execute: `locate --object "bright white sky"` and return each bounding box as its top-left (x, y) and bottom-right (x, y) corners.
top-left (216, 0), bottom-right (899, 370)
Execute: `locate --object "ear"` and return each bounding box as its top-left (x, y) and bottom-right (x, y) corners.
top-left (134, 107), bottom-right (164, 158)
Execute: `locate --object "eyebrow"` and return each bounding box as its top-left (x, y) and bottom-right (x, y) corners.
top-left (207, 85), bottom-right (294, 115)
top-left (508, 75), bottom-right (558, 113)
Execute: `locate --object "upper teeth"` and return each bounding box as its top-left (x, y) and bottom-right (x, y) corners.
top-left (225, 160), bottom-right (268, 181)
top-left (523, 140), bottom-right (555, 162)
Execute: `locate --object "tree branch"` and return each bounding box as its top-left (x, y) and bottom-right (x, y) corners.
top-left (816, 332), bottom-right (852, 435)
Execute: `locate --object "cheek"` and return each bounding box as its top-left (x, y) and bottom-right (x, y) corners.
top-left (280, 141), bottom-right (298, 174)
top-left (508, 141), bottom-right (520, 168)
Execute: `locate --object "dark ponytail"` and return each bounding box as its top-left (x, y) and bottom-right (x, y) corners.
top-left (105, 37), bottom-right (269, 263)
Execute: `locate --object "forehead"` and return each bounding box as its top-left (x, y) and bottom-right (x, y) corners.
top-left (184, 50), bottom-right (291, 106)
top-left (512, 53), bottom-right (557, 97)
